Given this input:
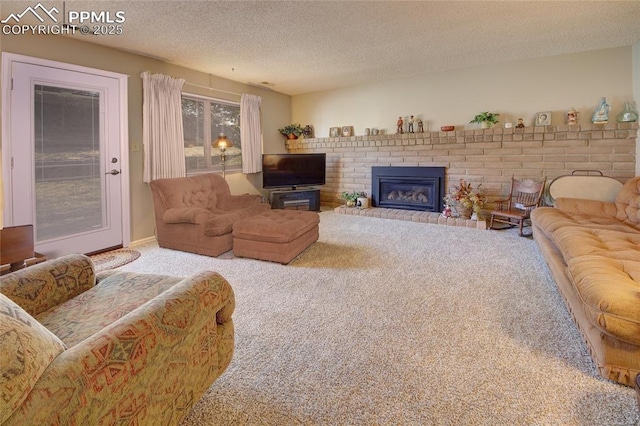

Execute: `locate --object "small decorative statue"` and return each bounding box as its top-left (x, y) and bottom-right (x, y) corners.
top-left (396, 116), bottom-right (404, 134)
top-left (417, 118), bottom-right (424, 133)
top-left (592, 97), bottom-right (611, 124)
top-left (442, 204), bottom-right (452, 218)
top-left (303, 124), bottom-right (314, 138)
top-left (515, 118), bottom-right (525, 128)
top-left (566, 108), bottom-right (578, 125)
top-left (408, 115), bottom-right (415, 133)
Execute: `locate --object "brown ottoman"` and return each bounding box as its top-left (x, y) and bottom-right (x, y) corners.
top-left (232, 210), bottom-right (320, 264)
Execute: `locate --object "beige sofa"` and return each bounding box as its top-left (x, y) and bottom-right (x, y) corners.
top-left (531, 176), bottom-right (640, 386)
top-left (150, 173), bottom-right (271, 257)
top-left (0, 254), bottom-right (235, 425)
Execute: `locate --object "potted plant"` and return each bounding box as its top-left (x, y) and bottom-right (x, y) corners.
top-left (445, 179), bottom-right (486, 219)
top-left (342, 190), bottom-right (365, 207)
top-left (278, 123), bottom-right (304, 139)
top-left (470, 112), bottom-right (500, 129)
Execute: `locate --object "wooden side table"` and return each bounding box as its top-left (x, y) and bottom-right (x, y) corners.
top-left (0, 225), bottom-right (47, 275)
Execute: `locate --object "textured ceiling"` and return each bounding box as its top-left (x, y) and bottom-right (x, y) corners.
top-left (3, 1), bottom-right (640, 95)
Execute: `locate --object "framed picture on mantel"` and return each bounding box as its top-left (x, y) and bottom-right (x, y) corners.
top-left (329, 127), bottom-right (340, 137)
top-left (536, 111), bottom-right (551, 126)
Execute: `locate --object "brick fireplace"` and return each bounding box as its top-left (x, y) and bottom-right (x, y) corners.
top-left (285, 123), bottom-right (638, 210)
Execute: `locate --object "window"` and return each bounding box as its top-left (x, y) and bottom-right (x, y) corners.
top-left (182, 94), bottom-right (241, 175)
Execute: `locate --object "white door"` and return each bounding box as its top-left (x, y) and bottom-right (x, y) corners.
top-left (4, 58), bottom-right (128, 258)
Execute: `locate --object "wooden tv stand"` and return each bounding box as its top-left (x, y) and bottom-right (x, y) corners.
top-left (269, 188), bottom-right (320, 211)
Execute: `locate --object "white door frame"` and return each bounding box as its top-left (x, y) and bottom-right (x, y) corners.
top-left (1, 52), bottom-right (130, 250)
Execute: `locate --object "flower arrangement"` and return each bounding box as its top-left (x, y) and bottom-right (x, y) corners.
top-left (445, 179), bottom-right (487, 214)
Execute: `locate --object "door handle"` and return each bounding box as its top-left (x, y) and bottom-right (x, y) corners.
top-left (106, 169), bottom-right (121, 175)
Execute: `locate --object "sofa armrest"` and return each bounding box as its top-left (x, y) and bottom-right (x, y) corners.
top-left (5, 271), bottom-right (235, 425)
top-left (0, 293), bottom-right (67, 424)
top-left (555, 197), bottom-right (617, 218)
top-left (163, 207), bottom-right (215, 224)
top-left (0, 254), bottom-right (95, 317)
top-left (219, 193), bottom-right (264, 210)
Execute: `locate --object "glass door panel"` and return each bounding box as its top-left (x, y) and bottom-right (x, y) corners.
top-left (34, 85), bottom-right (104, 242)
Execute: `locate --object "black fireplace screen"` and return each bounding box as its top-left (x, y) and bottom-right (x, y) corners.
top-left (379, 179), bottom-right (435, 209)
top-left (372, 166), bottom-right (445, 212)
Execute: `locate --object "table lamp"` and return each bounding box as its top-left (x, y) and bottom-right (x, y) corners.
top-left (214, 133), bottom-right (233, 178)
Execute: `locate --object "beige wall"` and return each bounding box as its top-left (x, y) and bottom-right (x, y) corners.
top-left (289, 46), bottom-right (638, 208)
top-left (1, 34), bottom-right (291, 241)
top-left (292, 47), bottom-right (635, 138)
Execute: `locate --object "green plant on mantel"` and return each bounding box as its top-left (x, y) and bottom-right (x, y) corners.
top-left (278, 123), bottom-right (304, 139)
top-left (342, 190), bottom-right (365, 207)
top-left (470, 112), bottom-right (500, 128)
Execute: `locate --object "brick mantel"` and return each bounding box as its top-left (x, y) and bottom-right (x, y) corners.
top-left (285, 123), bottom-right (638, 209)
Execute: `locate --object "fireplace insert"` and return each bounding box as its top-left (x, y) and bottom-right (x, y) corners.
top-left (372, 166), bottom-right (445, 212)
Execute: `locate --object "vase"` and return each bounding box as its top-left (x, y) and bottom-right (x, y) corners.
top-left (287, 133), bottom-right (298, 140)
top-left (456, 203), bottom-right (472, 219)
top-left (592, 97), bottom-right (610, 124)
top-left (617, 102), bottom-right (639, 123)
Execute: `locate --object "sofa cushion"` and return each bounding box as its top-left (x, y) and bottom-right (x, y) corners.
top-left (163, 207), bottom-right (213, 224)
top-left (551, 227), bottom-right (640, 263)
top-left (202, 204), bottom-right (272, 237)
top-left (531, 207), bottom-right (640, 238)
top-left (567, 255), bottom-right (640, 346)
top-left (36, 271), bottom-right (182, 347)
top-left (0, 293), bottom-right (67, 424)
top-left (233, 210), bottom-right (320, 243)
top-left (151, 174), bottom-right (223, 210)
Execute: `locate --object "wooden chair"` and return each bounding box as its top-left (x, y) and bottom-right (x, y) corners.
top-left (489, 176), bottom-right (547, 237)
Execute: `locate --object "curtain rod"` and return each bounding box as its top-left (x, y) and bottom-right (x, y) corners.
top-left (183, 81), bottom-right (242, 97)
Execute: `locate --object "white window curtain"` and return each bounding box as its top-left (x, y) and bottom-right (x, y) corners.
top-left (240, 94), bottom-right (263, 174)
top-left (141, 72), bottom-right (186, 182)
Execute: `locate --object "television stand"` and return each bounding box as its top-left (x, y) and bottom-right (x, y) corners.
top-left (269, 188), bottom-right (320, 211)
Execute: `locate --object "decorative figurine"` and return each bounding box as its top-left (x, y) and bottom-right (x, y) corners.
top-left (303, 124), bottom-right (314, 138)
top-left (515, 118), bottom-right (525, 128)
top-left (408, 115), bottom-right (415, 133)
top-left (566, 108), bottom-right (578, 125)
top-left (396, 116), bottom-right (404, 134)
top-left (442, 204), bottom-right (452, 218)
top-left (592, 97), bottom-right (610, 124)
top-left (417, 118), bottom-right (424, 133)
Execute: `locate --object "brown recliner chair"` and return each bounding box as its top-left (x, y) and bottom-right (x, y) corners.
top-left (150, 173), bottom-right (270, 256)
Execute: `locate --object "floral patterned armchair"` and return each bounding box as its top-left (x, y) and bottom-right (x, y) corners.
top-left (0, 254), bottom-right (234, 425)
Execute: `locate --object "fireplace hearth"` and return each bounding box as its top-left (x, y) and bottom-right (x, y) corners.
top-left (372, 166), bottom-right (445, 212)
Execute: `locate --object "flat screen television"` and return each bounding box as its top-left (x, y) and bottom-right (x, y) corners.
top-left (262, 153), bottom-right (326, 189)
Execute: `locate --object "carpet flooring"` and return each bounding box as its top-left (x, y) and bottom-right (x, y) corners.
top-left (118, 212), bottom-right (639, 425)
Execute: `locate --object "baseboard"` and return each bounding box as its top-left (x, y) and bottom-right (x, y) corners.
top-left (128, 236), bottom-right (157, 247)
